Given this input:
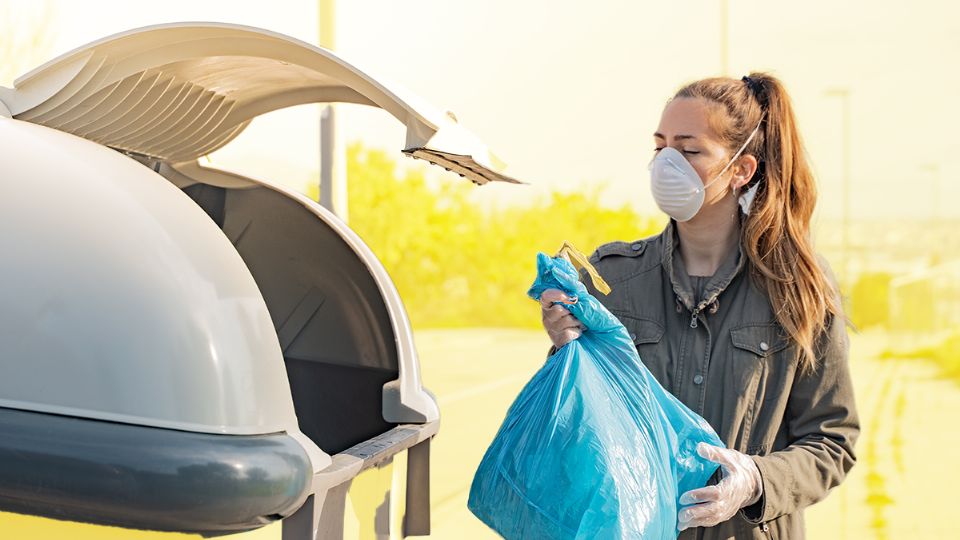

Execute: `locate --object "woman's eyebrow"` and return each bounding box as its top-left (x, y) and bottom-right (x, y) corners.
top-left (653, 132), bottom-right (698, 140)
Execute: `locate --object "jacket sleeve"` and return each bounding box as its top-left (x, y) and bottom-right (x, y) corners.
top-left (739, 264), bottom-right (860, 524)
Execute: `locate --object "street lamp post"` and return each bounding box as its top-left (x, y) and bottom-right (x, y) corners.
top-left (318, 0), bottom-right (348, 222)
top-left (720, 0), bottom-right (729, 76)
top-left (825, 87), bottom-right (851, 294)
top-left (921, 163), bottom-right (941, 261)
top-left (921, 163), bottom-right (940, 225)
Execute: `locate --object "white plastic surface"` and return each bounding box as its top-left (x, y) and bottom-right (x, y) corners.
top-left (0, 117), bottom-right (307, 438)
top-left (167, 160), bottom-right (440, 424)
top-left (0, 22), bottom-right (519, 185)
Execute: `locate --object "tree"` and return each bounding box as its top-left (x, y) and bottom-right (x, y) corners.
top-left (341, 143), bottom-right (661, 328)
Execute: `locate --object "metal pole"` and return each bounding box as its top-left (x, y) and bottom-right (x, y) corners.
top-left (841, 91), bottom-right (850, 291)
top-left (921, 163), bottom-right (940, 258)
top-left (720, 0), bottom-right (729, 76)
top-left (320, 105), bottom-right (335, 207)
top-left (922, 164), bottom-right (940, 226)
top-left (318, 0), bottom-right (348, 222)
top-left (825, 88), bottom-right (851, 293)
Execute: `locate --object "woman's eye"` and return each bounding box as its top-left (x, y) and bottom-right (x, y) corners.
top-left (652, 147), bottom-right (699, 155)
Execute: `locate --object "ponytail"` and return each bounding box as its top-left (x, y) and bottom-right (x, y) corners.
top-left (674, 72), bottom-right (843, 373)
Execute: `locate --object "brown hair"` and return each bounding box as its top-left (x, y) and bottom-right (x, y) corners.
top-left (673, 72), bottom-right (844, 373)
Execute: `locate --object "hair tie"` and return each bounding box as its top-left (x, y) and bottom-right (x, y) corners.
top-left (741, 75), bottom-right (768, 108)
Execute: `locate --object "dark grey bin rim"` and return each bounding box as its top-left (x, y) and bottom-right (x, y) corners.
top-left (0, 406), bottom-right (313, 535)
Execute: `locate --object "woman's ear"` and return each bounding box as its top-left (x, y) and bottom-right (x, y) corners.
top-left (732, 154), bottom-right (759, 189)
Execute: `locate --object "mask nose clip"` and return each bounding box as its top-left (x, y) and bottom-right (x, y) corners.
top-left (664, 154), bottom-right (686, 175)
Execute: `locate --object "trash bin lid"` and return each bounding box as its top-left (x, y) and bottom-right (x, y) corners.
top-left (0, 22), bottom-right (520, 185)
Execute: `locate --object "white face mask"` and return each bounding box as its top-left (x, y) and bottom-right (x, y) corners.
top-left (647, 119), bottom-right (763, 222)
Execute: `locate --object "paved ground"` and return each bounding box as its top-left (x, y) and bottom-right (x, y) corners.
top-left (2, 327), bottom-right (953, 539)
top-left (417, 327), bottom-right (959, 539)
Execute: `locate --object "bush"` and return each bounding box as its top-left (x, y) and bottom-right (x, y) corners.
top-left (328, 143), bottom-right (662, 329)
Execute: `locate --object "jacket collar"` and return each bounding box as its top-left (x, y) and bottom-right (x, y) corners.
top-left (660, 211), bottom-right (748, 313)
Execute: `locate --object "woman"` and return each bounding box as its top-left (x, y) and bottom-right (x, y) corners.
top-left (540, 73), bottom-right (860, 539)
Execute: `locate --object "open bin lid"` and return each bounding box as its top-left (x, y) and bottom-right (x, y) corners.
top-left (0, 21), bottom-right (521, 185)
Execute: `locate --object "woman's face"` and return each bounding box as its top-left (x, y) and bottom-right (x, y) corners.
top-left (652, 97), bottom-right (753, 207)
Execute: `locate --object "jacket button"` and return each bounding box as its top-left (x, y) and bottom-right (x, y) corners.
top-left (631, 242), bottom-right (643, 251)
top-left (760, 341), bottom-right (770, 351)
top-left (693, 374), bottom-right (704, 385)
top-left (629, 332), bottom-right (637, 342)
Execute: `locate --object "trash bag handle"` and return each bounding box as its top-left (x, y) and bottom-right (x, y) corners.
top-left (555, 241), bottom-right (612, 296)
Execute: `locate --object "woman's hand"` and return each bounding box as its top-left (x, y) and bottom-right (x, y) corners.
top-left (539, 288), bottom-right (585, 349)
top-left (677, 442), bottom-right (763, 531)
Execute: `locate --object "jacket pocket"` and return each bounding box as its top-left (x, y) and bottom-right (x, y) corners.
top-left (616, 314), bottom-right (664, 346)
top-left (729, 323), bottom-right (792, 403)
top-left (612, 313), bottom-right (670, 385)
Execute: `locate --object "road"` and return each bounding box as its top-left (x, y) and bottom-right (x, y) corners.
top-left (417, 328), bottom-right (959, 539)
top-left (1, 328), bottom-right (953, 539)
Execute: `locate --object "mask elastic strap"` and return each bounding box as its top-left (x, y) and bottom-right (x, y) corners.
top-left (698, 115), bottom-right (765, 193)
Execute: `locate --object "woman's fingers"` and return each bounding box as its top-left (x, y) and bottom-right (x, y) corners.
top-left (543, 306), bottom-right (579, 326)
top-left (541, 304), bottom-right (568, 324)
top-left (540, 289), bottom-right (585, 348)
top-left (546, 310), bottom-right (584, 333)
top-left (679, 485), bottom-right (721, 505)
top-left (539, 288), bottom-right (572, 308)
top-left (678, 501), bottom-right (722, 530)
top-left (696, 442), bottom-right (732, 467)
top-left (543, 311), bottom-right (582, 348)
top-left (550, 328), bottom-right (580, 348)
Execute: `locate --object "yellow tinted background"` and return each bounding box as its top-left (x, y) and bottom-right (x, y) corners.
top-left (1, 1), bottom-right (956, 538)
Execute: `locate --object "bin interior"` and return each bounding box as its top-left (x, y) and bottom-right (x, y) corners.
top-left (182, 183), bottom-right (398, 455)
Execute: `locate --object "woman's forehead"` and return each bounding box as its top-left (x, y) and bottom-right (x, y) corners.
top-left (655, 97), bottom-right (718, 140)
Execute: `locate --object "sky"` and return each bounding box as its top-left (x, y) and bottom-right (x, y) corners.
top-left (2, 0), bottom-right (957, 220)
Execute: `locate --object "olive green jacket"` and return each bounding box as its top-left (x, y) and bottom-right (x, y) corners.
top-left (549, 217), bottom-right (859, 539)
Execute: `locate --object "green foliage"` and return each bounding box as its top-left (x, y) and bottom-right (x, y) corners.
top-left (338, 143), bottom-right (662, 329)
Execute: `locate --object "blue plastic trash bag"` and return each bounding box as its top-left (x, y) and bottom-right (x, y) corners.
top-left (468, 250), bottom-right (724, 539)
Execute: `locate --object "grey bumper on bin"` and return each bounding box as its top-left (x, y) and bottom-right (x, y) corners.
top-left (0, 408), bottom-right (312, 533)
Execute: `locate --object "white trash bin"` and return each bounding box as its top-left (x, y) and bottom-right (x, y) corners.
top-left (0, 22), bottom-right (519, 539)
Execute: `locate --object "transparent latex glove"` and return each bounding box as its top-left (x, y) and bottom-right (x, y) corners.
top-left (677, 442), bottom-right (763, 531)
top-left (539, 288), bottom-right (585, 349)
